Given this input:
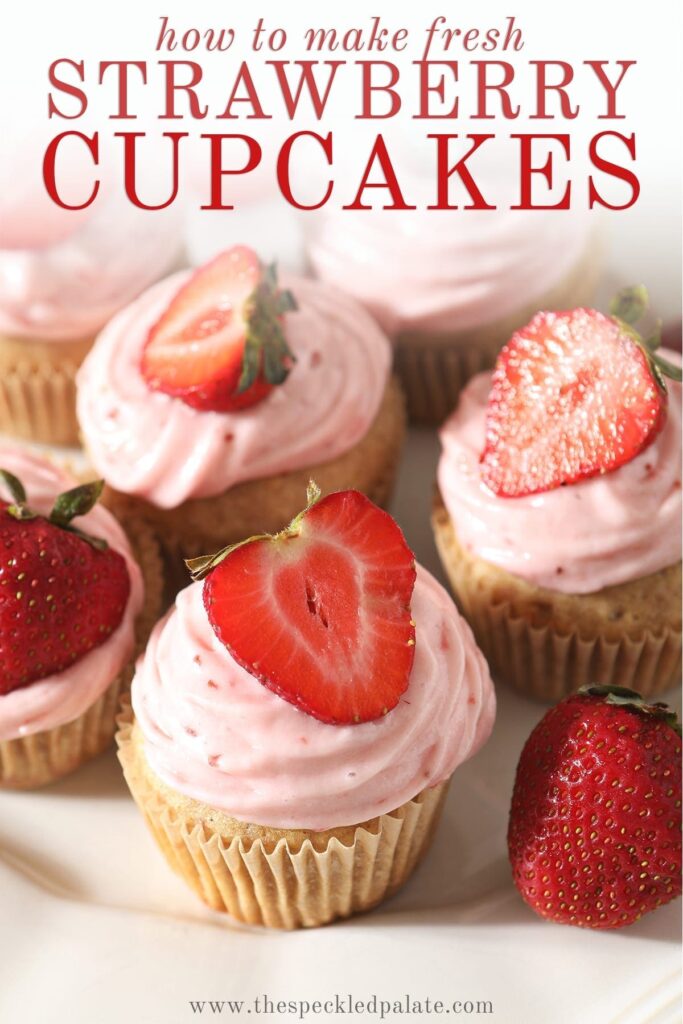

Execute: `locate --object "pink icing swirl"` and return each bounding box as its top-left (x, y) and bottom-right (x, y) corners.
top-left (0, 198), bottom-right (183, 341)
top-left (76, 271), bottom-right (391, 509)
top-left (438, 364), bottom-right (682, 594)
top-left (132, 566), bottom-right (495, 831)
top-left (0, 447), bottom-right (144, 741)
top-left (308, 206), bottom-right (590, 337)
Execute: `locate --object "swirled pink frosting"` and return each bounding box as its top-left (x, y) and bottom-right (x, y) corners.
top-left (0, 197), bottom-right (183, 342)
top-left (308, 206), bottom-right (590, 337)
top-left (132, 565), bottom-right (495, 831)
top-left (0, 447), bottom-right (144, 741)
top-left (77, 271), bottom-right (391, 509)
top-left (438, 364), bottom-right (682, 594)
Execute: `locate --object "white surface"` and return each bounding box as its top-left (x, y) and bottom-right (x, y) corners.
top-left (0, 429), bottom-right (681, 1024)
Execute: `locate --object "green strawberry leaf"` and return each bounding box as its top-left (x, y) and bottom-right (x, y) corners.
top-left (50, 481), bottom-right (105, 528)
top-left (580, 684), bottom-right (681, 737)
top-left (0, 469), bottom-right (27, 505)
top-left (609, 285), bottom-right (649, 327)
top-left (237, 262), bottom-right (297, 395)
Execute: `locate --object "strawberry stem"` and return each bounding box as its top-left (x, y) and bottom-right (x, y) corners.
top-left (1, 470), bottom-right (109, 551)
top-left (580, 684), bottom-right (682, 737)
top-left (238, 262), bottom-right (297, 395)
top-left (186, 479), bottom-right (322, 582)
top-left (609, 286), bottom-right (682, 386)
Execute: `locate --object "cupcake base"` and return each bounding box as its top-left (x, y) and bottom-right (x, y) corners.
top-left (396, 244), bottom-right (601, 425)
top-left (117, 712), bottom-right (449, 929)
top-left (0, 516), bottom-right (165, 789)
top-left (432, 493), bottom-right (682, 701)
top-left (102, 376), bottom-right (406, 568)
top-left (0, 333), bottom-right (93, 447)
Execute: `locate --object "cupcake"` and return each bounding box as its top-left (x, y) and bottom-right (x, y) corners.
top-left (77, 246), bottom-right (405, 562)
top-left (0, 446), bottom-right (163, 788)
top-left (0, 187), bottom-right (183, 446)
top-left (433, 289), bottom-right (682, 701)
top-left (308, 203), bottom-right (599, 425)
top-left (118, 486), bottom-right (495, 929)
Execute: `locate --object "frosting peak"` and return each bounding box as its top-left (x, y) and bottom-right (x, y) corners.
top-left (308, 206), bottom-right (590, 337)
top-left (0, 197), bottom-right (183, 341)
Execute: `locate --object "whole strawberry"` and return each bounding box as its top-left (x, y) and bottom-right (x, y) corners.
top-left (508, 685), bottom-right (682, 929)
top-left (0, 470), bottom-right (131, 695)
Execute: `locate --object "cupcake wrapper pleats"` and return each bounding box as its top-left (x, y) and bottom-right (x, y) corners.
top-left (117, 709), bottom-right (449, 929)
top-left (0, 335), bottom-right (94, 447)
top-left (395, 242), bottom-right (602, 425)
top-left (432, 497), bottom-right (682, 701)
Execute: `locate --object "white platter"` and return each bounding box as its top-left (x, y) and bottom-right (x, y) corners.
top-left (0, 427), bottom-right (680, 1024)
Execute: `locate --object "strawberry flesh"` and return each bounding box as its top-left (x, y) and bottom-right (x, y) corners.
top-left (481, 309), bottom-right (668, 497)
top-left (203, 490), bottom-right (417, 725)
top-left (0, 503), bottom-right (131, 695)
top-left (141, 246), bottom-right (272, 412)
top-left (508, 691), bottom-right (682, 929)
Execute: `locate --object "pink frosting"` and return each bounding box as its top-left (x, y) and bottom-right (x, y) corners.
top-left (438, 364), bottom-right (682, 594)
top-left (0, 196), bottom-right (183, 341)
top-left (77, 271), bottom-right (391, 509)
top-left (0, 447), bottom-right (144, 741)
top-left (131, 565), bottom-right (495, 831)
top-left (308, 206), bottom-right (590, 338)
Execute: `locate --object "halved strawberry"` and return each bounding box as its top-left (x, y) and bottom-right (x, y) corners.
top-left (188, 485), bottom-right (417, 725)
top-left (141, 246), bottom-right (297, 412)
top-left (0, 471), bottom-right (130, 695)
top-left (481, 289), bottom-right (680, 497)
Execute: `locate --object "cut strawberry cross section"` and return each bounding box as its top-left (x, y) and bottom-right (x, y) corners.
top-left (188, 484), bottom-right (417, 725)
top-left (141, 246), bottom-right (297, 413)
top-left (480, 288), bottom-right (679, 498)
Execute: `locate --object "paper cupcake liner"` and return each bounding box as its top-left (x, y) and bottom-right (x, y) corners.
top-left (0, 335), bottom-right (93, 446)
top-left (117, 710), bottom-right (449, 929)
top-left (432, 498), bottom-right (681, 702)
top-left (0, 517), bottom-right (164, 789)
top-left (394, 335), bottom-right (502, 426)
top-left (395, 243), bottom-right (602, 425)
top-left (102, 376), bottom-right (406, 566)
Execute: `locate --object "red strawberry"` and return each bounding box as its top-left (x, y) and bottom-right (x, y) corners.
top-left (187, 484), bottom-right (417, 725)
top-left (141, 246), bottom-right (297, 413)
top-left (508, 685), bottom-right (682, 930)
top-left (0, 471), bottom-right (131, 695)
top-left (481, 286), bottom-right (681, 498)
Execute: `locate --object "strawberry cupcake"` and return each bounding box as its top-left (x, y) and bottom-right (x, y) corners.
top-left (117, 486), bottom-right (495, 929)
top-left (433, 288), bottom-right (682, 700)
top-left (0, 187), bottom-right (183, 446)
top-left (308, 204), bottom-right (598, 425)
top-left (77, 246), bottom-right (404, 562)
top-left (0, 446), bottom-right (163, 788)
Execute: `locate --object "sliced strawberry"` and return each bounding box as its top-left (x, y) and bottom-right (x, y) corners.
top-left (141, 246), bottom-right (297, 413)
top-left (190, 486), bottom-right (417, 725)
top-left (481, 307), bottom-right (670, 497)
top-left (0, 473), bottom-right (130, 695)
